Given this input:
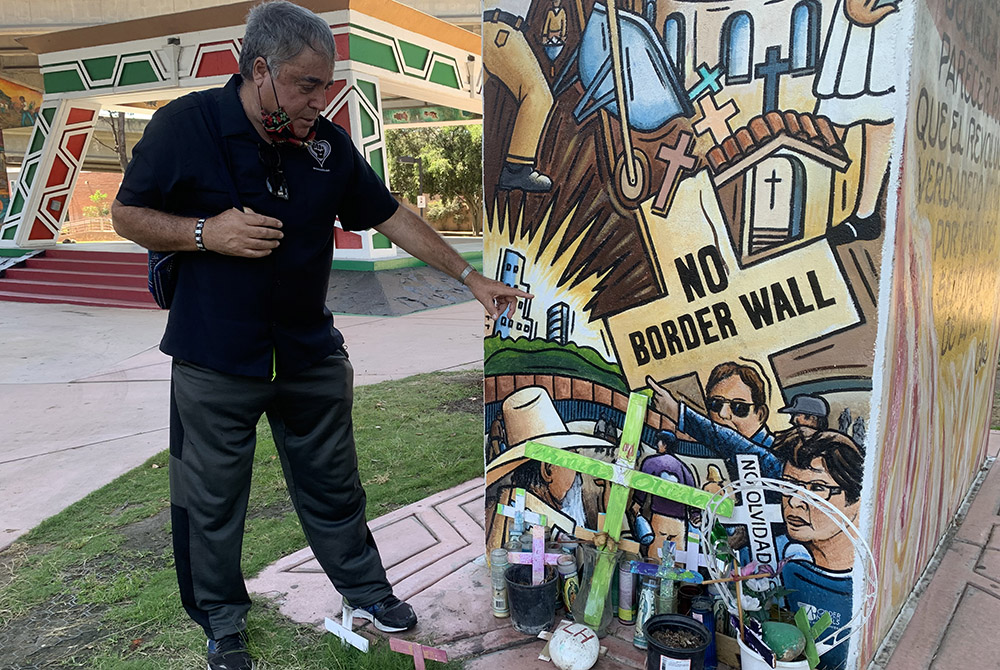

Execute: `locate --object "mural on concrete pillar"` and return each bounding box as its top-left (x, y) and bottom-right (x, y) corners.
top-left (863, 0), bottom-right (1000, 664)
top-left (0, 78), bottom-right (42, 129)
top-left (483, 0), bottom-right (899, 666)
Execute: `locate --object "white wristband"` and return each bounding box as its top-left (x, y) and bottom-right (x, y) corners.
top-left (194, 218), bottom-right (207, 252)
top-left (459, 265), bottom-right (476, 284)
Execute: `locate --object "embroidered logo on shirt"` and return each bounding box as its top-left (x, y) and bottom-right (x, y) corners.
top-left (307, 140), bottom-right (331, 168)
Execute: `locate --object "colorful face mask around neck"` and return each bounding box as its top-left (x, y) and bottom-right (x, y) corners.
top-left (258, 71), bottom-right (316, 147)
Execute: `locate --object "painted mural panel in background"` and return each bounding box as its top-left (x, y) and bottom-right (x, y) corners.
top-left (0, 77), bottom-right (42, 130)
top-left (483, 0), bottom-right (898, 667)
top-left (863, 0), bottom-right (1000, 663)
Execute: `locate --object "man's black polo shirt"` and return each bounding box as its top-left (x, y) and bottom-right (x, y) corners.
top-left (117, 75), bottom-right (398, 378)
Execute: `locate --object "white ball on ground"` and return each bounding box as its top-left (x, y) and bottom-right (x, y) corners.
top-left (549, 622), bottom-right (600, 670)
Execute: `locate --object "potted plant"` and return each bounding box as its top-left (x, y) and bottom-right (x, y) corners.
top-left (643, 613), bottom-right (712, 670)
top-left (698, 477), bottom-right (880, 670)
top-left (714, 561), bottom-right (811, 670)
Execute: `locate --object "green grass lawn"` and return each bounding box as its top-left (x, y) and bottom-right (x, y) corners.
top-left (0, 369), bottom-right (484, 669)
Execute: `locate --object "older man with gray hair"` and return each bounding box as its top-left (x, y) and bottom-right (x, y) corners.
top-left (112, 2), bottom-right (528, 668)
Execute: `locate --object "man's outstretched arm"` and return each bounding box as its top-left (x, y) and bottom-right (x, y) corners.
top-left (374, 205), bottom-right (531, 319)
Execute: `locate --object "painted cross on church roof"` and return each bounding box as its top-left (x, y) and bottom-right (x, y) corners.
top-left (652, 131), bottom-right (697, 215)
top-left (687, 62), bottom-right (724, 101)
top-left (755, 46), bottom-right (792, 114)
top-left (694, 93), bottom-right (739, 146)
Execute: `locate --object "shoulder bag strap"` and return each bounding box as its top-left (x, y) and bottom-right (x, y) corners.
top-left (195, 90), bottom-right (243, 211)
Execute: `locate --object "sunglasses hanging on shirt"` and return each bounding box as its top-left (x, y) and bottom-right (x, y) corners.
top-left (258, 143), bottom-right (289, 200)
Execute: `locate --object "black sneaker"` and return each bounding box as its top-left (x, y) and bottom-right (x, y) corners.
top-left (349, 595), bottom-right (417, 632)
top-left (498, 162), bottom-right (553, 192)
top-left (207, 632), bottom-right (254, 670)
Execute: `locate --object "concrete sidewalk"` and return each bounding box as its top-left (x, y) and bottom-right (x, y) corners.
top-left (0, 299), bottom-right (485, 550)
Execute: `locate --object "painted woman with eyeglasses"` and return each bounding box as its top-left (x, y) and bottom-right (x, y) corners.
top-left (646, 361), bottom-right (782, 480)
top-left (772, 428), bottom-right (865, 670)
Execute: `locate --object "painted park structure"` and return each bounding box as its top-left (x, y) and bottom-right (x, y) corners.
top-left (0, 0), bottom-right (481, 262)
top-left (482, 0), bottom-right (1000, 667)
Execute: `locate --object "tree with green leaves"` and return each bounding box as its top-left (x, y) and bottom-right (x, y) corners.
top-left (82, 189), bottom-right (111, 219)
top-left (385, 125), bottom-right (483, 235)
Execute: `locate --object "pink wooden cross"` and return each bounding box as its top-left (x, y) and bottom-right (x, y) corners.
top-left (507, 524), bottom-right (561, 585)
top-left (389, 638), bottom-right (448, 670)
top-left (694, 94), bottom-right (739, 146)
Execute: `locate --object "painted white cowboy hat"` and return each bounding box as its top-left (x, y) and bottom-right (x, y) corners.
top-left (486, 386), bottom-right (615, 482)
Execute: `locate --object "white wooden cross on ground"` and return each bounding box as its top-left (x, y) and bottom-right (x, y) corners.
top-left (507, 524), bottom-right (561, 585)
top-left (389, 638), bottom-right (448, 670)
top-left (525, 392), bottom-right (734, 627)
top-left (324, 609), bottom-right (369, 653)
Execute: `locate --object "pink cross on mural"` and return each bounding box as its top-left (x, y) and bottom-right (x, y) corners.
top-left (653, 131), bottom-right (697, 214)
top-left (694, 94), bottom-right (739, 146)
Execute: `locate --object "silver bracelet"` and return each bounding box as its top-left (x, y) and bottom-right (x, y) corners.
top-left (194, 218), bottom-right (207, 252)
top-left (459, 265), bottom-right (476, 284)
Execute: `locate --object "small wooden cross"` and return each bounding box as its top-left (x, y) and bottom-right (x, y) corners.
top-left (693, 93), bottom-right (738, 145)
top-left (497, 487), bottom-right (547, 540)
top-left (652, 131), bottom-right (697, 214)
top-left (731, 614), bottom-right (775, 666)
top-left (674, 531), bottom-right (707, 572)
top-left (525, 393), bottom-right (733, 627)
top-left (389, 638), bottom-right (448, 670)
top-left (687, 62), bottom-right (724, 101)
top-left (795, 607), bottom-right (833, 669)
top-left (324, 612), bottom-right (369, 653)
top-left (629, 558), bottom-right (702, 584)
top-left (507, 524), bottom-right (561, 585)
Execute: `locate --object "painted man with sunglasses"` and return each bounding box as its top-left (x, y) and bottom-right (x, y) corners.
top-left (111, 3), bottom-right (528, 669)
top-left (646, 361), bottom-right (782, 479)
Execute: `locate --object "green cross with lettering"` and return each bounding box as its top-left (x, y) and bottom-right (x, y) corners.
top-left (524, 392), bottom-right (734, 627)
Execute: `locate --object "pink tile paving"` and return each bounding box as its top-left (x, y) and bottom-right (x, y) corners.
top-left (883, 454), bottom-right (1000, 670)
